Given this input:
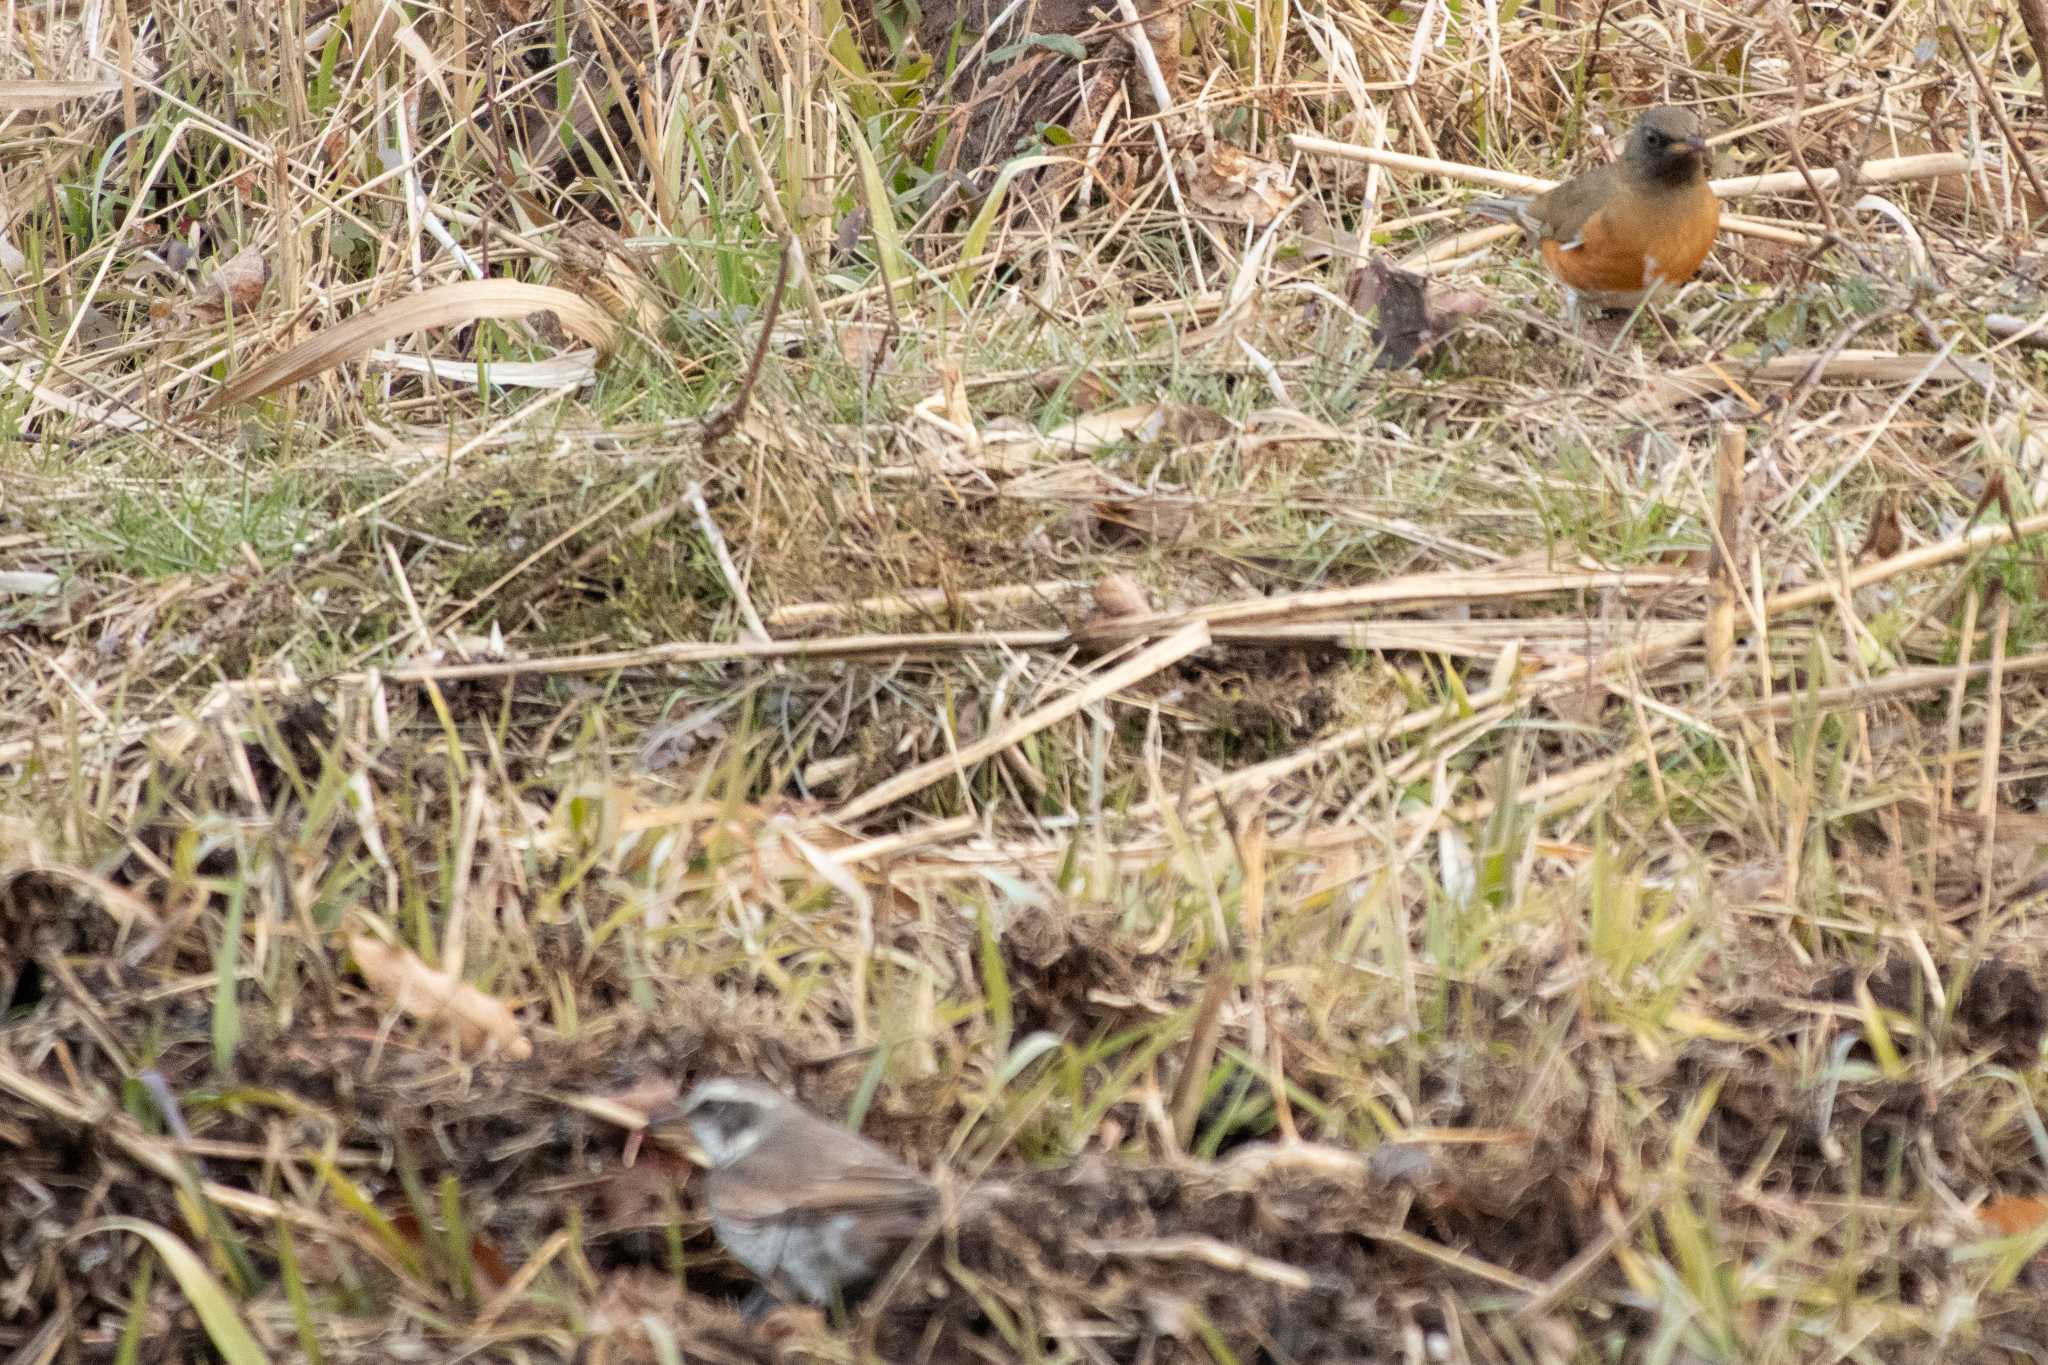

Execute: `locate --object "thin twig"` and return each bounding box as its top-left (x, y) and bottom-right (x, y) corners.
top-left (701, 237), bottom-right (791, 449)
top-left (685, 482), bottom-right (772, 645)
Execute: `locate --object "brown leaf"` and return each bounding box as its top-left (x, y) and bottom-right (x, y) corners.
top-left (388, 1210), bottom-right (516, 1290)
top-left (1348, 256), bottom-right (1485, 370)
top-left (348, 931), bottom-right (532, 1059)
top-left (1966, 469), bottom-right (2016, 536)
top-left (163, 245), bottom-right (269, 328)
top-left (1090, 496), bottom-right (1197, 545)
top-left (1184, 143), bottom-right (1294, 228)
top-left (1855, 491), bottom-right (1903, 561)
top-left (835, 321), bottom-right (894, 373)
top-left (1545, 679), bottom-right (1610, 729)
top-left (1092, 573), bottom-right (1152, 618)
top-left (1429, 288), bottom-right (1492, 320)
top-left (1033, 366), bottom-right (1111, 411)
top-left (602, 1158), bottom-right (687, 1227)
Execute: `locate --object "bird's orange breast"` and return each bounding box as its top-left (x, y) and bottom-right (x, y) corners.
top-left (1540, 182), bottom-right (1719, 297)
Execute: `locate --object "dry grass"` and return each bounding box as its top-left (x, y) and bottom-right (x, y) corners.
top-left (6, 0), bottom-right (2048, 1360)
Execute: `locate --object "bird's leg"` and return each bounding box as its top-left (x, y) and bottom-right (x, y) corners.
top-left (1608, 292), bottom-right (1658, 358)
top-left (1562, 288), bottom-right (1604, 382)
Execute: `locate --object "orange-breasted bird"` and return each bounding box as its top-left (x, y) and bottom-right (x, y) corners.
top-left (1470, 106), bottom-right (1719, 322)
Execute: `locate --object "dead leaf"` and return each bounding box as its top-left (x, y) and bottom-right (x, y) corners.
top-left (1429, 287), bottom-right (1491, 321)
top-left (1071, 573), bottom-right (1164, 648)
top-left (1855, 491), bottom-right (1903, 561)
top-left (388, 1209), bottom-right (515, 1289)
top-left (1090, 495), bottom-right (1197, 545)
top-left (1185, 143), bottom-right (1294, 228)
top-left (1033, 366), bottom-right (1111, 411)
top-left (366, 347), bottom-right (598, 391)
top-left (603, 1157), bottom-right (687, 1226)
top-left (1965, 469), bottom-right (2017, 537)
top-left (1348, 256), bottom-right (1485, 370)
top-left (556, 222), bottom-right (662, 331)
top-left (1545, 679), bottom-right (1610, 729)
top-left (1092, 574), bottom-right (1152, 618)
top-left (834, 321), bottom-right (894, 373)
top-left (348, 930), bottom-right (532, 1059)
top-left (153, 245), bottom-right (269, 328)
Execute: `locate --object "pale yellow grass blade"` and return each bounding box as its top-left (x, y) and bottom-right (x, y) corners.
top-left (202, 281), bottom-right (617, 413)
top-left (0, 80), bottom-right (119, 110)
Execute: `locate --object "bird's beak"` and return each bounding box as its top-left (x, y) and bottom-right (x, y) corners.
top-left (640, 1104), bottom-right (711, 1164)
top-left (1686, 136), bottom-right (1708, 155)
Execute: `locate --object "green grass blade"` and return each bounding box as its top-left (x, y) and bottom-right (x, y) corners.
top-left (86, 1218), bottom-right (270, 1365)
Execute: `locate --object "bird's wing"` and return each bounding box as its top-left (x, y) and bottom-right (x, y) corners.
top-left (783, 1165), bottom-right (939, 1224)
top-left (710, 1158), bottom-right (936, 1228)
top-left (1527, 163), bottom-right (1623, 248)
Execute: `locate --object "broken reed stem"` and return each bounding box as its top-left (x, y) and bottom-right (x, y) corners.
top-left (1975, 594), bottom-right (2011, 819)
top-left (1712, 427), bottom-right (1744, 683)
top-left (827, 621), bottom-right (1212, 824)
top-left (685, 482), bottom-right (772, 644)
top-left (1932, 0), bottom-right (2048, 233)
top-left (1705, 423), bottom-right (1745, 682)
top-left (1296, 134), bottom-right (1968, 252)
top-left (1940, 587), bottom-right (1981, 817)
top-left (1725, 647), bottom-right (2048, 720)
top-left (1975, 593), bottom-right (2012, 921)
top-left (767, 579), bottom-right (1091, 628)
top-left (1622, 348), bottom-right (1983, 417)
top-left (2021, 0), bottom-right (2048, 122)
top-left (1290, 135), bottom-right (1972, 202)
top-left (1173, 973), bottom-right (1234, 1150)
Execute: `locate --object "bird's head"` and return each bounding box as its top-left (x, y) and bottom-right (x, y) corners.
top-left (647, 1075), bottom-right (787, 1167)
top-left (1626, 105), bottom-right (1710, 185)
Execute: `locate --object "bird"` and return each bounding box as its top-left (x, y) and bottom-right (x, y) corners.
top-left (652, 1076), bottom-right (941, 1315)
top-left (1469, 105), bottom-right (1720, 322)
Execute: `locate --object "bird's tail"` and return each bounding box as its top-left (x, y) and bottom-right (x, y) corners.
top-left (1467, 195), bottom-right (1534, 228)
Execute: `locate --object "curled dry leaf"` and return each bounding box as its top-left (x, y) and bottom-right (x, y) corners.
top-left (1072, 572), bottom-right (1160, 647)
top-left (347, 931), bottom-right (532, 1059)
top-left (152, 245), bottom-right (270, 327)
top-left (1092, 573), bottom-right (1153, 619)
top-left (1185, 143), bottom-right (1294, 228)
top-left (556, 222), bottom-right (663, 332)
